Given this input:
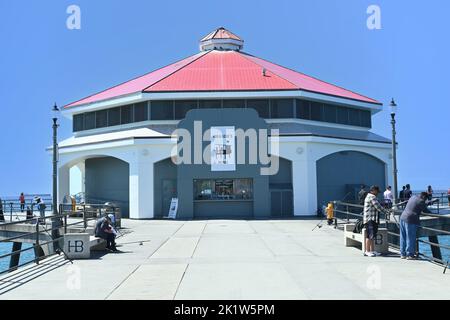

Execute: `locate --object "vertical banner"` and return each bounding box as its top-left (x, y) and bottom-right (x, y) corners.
top-left (210, 126), bottom-right (236, 171)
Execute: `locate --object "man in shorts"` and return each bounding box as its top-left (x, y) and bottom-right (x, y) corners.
top-left (363, 185), bottom-right (389, 257)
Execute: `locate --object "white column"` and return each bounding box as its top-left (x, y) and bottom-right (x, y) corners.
top-left (58, 165), bottom-right (70, 204)
top-left (129, 160), bottom-right (154, 219)
top-left (292, 159), bottom-right (317, 216)
top-left (75, 161), bottom-right (86, 193)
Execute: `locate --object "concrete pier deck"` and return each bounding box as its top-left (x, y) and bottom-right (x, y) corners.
top-left (0, 219), bottom-right (448, 300)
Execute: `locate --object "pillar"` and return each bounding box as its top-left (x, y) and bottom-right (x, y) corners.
top-left (129, 160), bottom-right (154, 219)
top-left (292, 159), bottom-right (317, 216)
top-left (58, 165), bottom-right (70, 204)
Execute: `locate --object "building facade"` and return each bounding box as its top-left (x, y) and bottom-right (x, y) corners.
top-left (58, 27), bottom-right (392, 219)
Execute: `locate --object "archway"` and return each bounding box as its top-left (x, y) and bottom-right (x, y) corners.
top-left (316, 151), bottom-right (386, 207)
top-left (59, 155), bottom-right (130, 218)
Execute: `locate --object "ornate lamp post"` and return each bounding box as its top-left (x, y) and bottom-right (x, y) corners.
top-left (52, 104), bottom-right (61, 249)
top-left (390, 98), bottom-right (399, 207)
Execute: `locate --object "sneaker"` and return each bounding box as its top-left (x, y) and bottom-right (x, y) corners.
top-left (372, 251), bottom-right (382, 256)
top-left (406, 256), bottom-right (416, 260)
top-left (400, 256), bottom-right (406, 259)
top-left (364, 252), bottom-right (375, 257)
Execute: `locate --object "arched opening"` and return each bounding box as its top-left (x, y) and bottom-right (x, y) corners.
top-left (269, 156), bottom-right (293, 217)
top-left (60, 155), bottom-right (130, 218)
top-left (316, 151), bottom-right (386, 207)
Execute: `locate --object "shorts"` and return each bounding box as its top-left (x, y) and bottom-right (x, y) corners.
top-left (365, 220), bottom-right (378, 240)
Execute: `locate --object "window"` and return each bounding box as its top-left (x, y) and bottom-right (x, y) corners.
top-left (348, 109), bottom-right (361, 126)
top-left (175, 100), bottom-right (197, 119)
top-left (194, 178), bottom-right (253, 201)
top-left (336, 106), bottom-right (349, 125)
top-left (310, 102), bottom-right (323, 121)
top-left (323, 104), bottom-right (337, 123)
top-left (223, 99), bottom-right (245, 109)
top-left (121, 105), bottom-right (133, 124)
top-left (134, 102), bottom-right (148, 122)
top-left (199, 100), bottom-right (222, 109)
top-left (73, 114), bottom-right (84, 132)
top-left (108, 107), bottom-right (121, 126)
top-left (84, 112), bottom-right (96, 130)
top-left (296, 99), bottom-right (311, 119)
top-left (247, 99), bottom-right (270, 118)
top-left (361, 110), bottom-right (372, 128)
top-left (271, 99), bottom-right (294, 118)
top-left (151, 100), bottom-right (174, 120)
top-left (95, 110), bottom-right (107, 128)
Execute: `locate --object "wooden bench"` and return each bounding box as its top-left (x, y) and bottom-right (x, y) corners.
top-left (344, 223), bottom-right (389, 254)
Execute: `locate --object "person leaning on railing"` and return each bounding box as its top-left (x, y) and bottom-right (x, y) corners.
top-left (363, 185), bottom-right (389, 257)
top-left (399, 192), bottom-right (431, 260)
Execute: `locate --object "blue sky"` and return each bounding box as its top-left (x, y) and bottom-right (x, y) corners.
top-left (0, 0), bottom-right (449, 196)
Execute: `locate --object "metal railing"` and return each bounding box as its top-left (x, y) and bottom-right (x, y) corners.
top-left (332, 201), bottom-right (450, 272)
top-left (0, 203), bottom-right (119, 276)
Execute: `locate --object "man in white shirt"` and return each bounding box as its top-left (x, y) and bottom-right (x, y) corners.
top-left (383, 186), bottom-right (394, 209)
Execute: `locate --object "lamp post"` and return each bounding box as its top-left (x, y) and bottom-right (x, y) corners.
top-left (52, 104), bottom-right (61, 250)
top-left (390, 98), bottom-right (399, 207)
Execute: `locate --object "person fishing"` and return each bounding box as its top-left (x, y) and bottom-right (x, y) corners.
top-left (95, 215), bottom-right (117, 252)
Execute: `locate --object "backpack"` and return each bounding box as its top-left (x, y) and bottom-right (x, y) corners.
top-left (353, 219), bottom-right (364, 234)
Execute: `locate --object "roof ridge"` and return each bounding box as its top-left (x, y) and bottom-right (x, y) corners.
top-left (234, 51), bottom-right (299, 89)
top-left (142, 50), bottom-right (212, 92)
top-left (64, 51), bottom-right (206, 108)
top-left (239, 52), bottom-right (381, 105)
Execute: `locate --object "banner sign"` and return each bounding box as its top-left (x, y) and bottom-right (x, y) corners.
top-left (167, 198), bottom-right (178, 219)
top-left (210, 126), bottom-right (236, 171)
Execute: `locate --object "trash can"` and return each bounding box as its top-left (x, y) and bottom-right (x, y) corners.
top-left (104, 202), bottom-right (121, 228)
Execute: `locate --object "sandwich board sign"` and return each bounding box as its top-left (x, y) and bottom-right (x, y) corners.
top-left (167, 198), bottom-right (178, 219)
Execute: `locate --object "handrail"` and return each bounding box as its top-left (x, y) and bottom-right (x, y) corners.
top-left (0, 202), bottom-right (119, 276)
top-left (333, 200), bottom-right (450, 270)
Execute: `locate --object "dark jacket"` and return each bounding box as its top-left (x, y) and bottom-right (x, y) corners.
top-left (400, 195), bottom-right (431, 225)
top-left (95, 218), bottom-right (111, 239)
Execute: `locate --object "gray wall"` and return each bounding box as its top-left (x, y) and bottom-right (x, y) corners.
top-left (154, 158), bottom-right (177, 218)
top-left (316, 151), bottom-right (386, 207)
top-left (177, 108), bottom-right (271, 219)
top-left (269, 157), bottom-right (292, 189)
top-left (85, 157), bottom-right (130, 217)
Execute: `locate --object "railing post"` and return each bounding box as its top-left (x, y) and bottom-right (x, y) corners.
top-left (35, 222), bottom-right (40, 265)
top-left (64, 213), bottom-right (67, 234)
top-left (83, 204), bottom-right (87, 229)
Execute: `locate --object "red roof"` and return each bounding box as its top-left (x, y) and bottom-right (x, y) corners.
top-left (65, 50), bottom-right (380, 108)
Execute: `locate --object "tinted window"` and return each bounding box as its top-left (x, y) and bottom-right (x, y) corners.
top-left (271, 99), bottom-right (294, 118)
top-left (296, 99), bottom-right (310, 119)
top-left (361, 110), bottom-right (372, 128)
top-left (247, 99), bottom-right (270, 118)
top-left (95, 110), bottom-right (107, 128)
top-left (151, 100), bottom-right (174, 120)
top-left (134, 102), bottom-right (148, 122)
top-left (199, 100), bottom-right (221, 109)
top-left (175, 100), bottom-right (197, 119)
top-left (336, 106), bottom-right (349, 124)
top-left (323, 104), bottom-right (337, 123)
top-left (121, 105), bottom-right (133, 124)
top-left (108, 107), bottom-right (121, 126)
top-left (310, 102), bottom-right (323, 121)
top-left (84, 112), bottom-right (96, 130)
top-left (73, 114), bottom-right (84, 132)
top-left (223, 99), bottom-right (245, 108)
top-left (349, 109), bottom-right (360, 126)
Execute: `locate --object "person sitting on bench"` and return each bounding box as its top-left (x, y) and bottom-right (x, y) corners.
top-left (95, 216), bottom-right (117, 252)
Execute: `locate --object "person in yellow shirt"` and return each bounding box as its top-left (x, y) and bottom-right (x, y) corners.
top-left (326, 202), bottom-right (334, 225)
